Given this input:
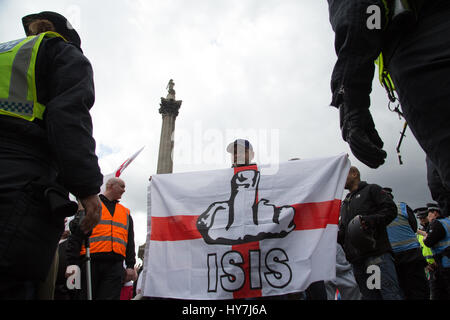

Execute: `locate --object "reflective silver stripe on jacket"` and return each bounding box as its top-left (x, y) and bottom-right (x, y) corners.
top-left (390, 237), bottom-right (417, 248)
top-left (0, 36), bottom-right (39, 116)
top-left (438, 219), bottom-right (450, 248)
top-left (89, 236), bottom-right (127, 247)
top-left (97, 219), bottom-right (129, 231)
top-left (438, 240), bottom-right (450, 248)
top-left (388, 217), bottom-right (409, 228)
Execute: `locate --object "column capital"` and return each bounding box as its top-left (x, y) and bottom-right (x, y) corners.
top-left (159, 97), bottom-right (182, 117)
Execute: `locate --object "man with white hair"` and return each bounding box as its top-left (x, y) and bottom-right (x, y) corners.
top-left (67, 177), bottom-right (137, 300)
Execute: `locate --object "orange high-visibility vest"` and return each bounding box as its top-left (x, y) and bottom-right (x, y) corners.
top-left (80, 201), bottom-right (130, 257)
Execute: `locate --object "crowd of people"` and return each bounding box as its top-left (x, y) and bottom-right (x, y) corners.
top-left (46, 141), bottom-right (450, 300)
top-left (1, 0), bottom-right (450, 300)
top-left (336, 166), bottom-right (450, 300)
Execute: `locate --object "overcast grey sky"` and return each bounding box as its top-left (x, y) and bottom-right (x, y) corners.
top-left (0, 0), bottom-right (433, 250)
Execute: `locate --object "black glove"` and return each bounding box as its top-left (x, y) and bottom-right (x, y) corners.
top-left (340, 103), bottom-right (387, 168)
top-left (360, 215), bottom-right (377, 230)
top-left (69, 210), bottom-right (93, 239)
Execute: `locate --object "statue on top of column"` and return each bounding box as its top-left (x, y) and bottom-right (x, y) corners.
top-left (166, 79), bottom-right (176, 100)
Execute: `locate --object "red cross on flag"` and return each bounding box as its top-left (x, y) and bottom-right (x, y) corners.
top-left (140, 153), bottom-right (350, 299)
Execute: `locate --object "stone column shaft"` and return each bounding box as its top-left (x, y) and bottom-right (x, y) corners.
top-left (156, 98), bottom-right (182, 174)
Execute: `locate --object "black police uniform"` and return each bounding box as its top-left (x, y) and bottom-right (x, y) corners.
top-left (426, 156), bottom-right (450, 218)
top-left (390, 204), bottom-right (429, 300)
top-left (0, 16), bottom-right (102, 298)
top-left (327, 0), bottom-right (450, 217)
top-left (424, 217), bottom-right (450, 299)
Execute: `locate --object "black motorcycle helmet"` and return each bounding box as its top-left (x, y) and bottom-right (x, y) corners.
top-left (347, 215), bottom-right (376, 254)
top-left (22, 11), bottom-right (81, 47)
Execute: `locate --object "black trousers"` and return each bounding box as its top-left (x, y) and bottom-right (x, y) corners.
top-left (0, 138), bottom-right (64, 287)
top-left (0, 189), bottom-right (64, 282)
top-left (388, 2), bottom-right (450, 216)
top-left (395, 257), bottom-right (430, 300)
top-left (80, 259), bottom-right (124, 300)
top-left (430, 266), bottom-right (450, 300)
top-left (426, 157), bottom-right (450, 217)
top-left (305, 281), bottom-right (328, 300)
top-left (0, 278), bottom-right (37, 300)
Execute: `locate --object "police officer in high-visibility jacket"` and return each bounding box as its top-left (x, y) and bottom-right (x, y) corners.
top-left (0, 12), bottom-right (103, 299)
top-left (415, 208), bottom-right (435, 264)
top-left (384, 188), bottom-right (429, 299)
top-left (423, 203), bottom-right (450, 299)
top-left (67, 178), bottom-right (137, 300)
top-left (414, 207), bottom-right (436, 299)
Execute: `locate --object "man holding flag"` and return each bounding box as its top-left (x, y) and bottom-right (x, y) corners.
top-left (141, 153), bottom-right (350, 299)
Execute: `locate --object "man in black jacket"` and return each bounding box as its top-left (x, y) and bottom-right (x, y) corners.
top-left (0, 12), bottom-right (102, 299)
top-left (327, 0), bottom-right (450, 217)
top-left (339, 166), bottom-right (402, 299)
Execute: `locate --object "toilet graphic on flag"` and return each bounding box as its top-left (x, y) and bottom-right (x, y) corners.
top-left (197, 168), bottom-right (296, 245)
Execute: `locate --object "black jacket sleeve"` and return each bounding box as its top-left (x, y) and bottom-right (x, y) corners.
top-left (327, 0), bottom-right (387, 109)
top-left (338, 198), bottom-right (350, 246)
top-left (65, 212), bottom-right (87, 265)
top-left (37, 38), bottom-right (103, 198)
top-left (363, 184), bottom-right (398, 228)
top-left (125, 215), bottom-right (136, 269)
top-left (66, 228), bottom-right (84, 266)
top-left (424, 219), bottom-right (447, 248)
top-left (337, 223), bottom-right (345, 246)
top-left (406, 204), bottom-right (418, 233)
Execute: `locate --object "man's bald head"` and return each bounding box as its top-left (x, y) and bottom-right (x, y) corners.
top-left (106, 177), bottom-right (124, 188)
top-left (104, 178), bottom-right (126, 201)
top-left (345, 166), bottom-right (361, 191)
top-left (349, 166), bottom-right (360, 179)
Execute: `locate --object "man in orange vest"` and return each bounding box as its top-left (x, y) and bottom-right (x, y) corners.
top-left (67, 177), bottom-right (137, 300)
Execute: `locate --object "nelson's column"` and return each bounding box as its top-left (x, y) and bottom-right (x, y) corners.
top-left (156, 79), bottom-right (182, 174)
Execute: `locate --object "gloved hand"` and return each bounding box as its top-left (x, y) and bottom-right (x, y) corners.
top-left (360, 215), bottom-right (376, 230)
top-left (425, 263), bottom-right (437, 273)
top-left (339, 103), bottom-right (387, 168)
top-left (69, 210), bottom-right (93, 239)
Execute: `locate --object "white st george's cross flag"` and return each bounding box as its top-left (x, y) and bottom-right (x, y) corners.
top-left (141, 153), bottom-right (350, 299)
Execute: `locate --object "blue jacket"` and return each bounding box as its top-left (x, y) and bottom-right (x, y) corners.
top-left (387, 202), bottom-right (420, 253)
